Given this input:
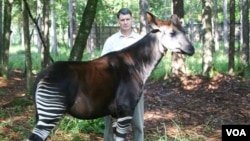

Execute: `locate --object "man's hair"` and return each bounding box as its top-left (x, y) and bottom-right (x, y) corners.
top-left (117, 8), bottom-right (132, 19)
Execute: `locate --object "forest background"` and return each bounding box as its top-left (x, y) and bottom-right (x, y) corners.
top-left (0, 0), bottom-right (250, 140)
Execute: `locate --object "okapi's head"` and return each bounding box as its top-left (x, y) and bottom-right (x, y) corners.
top-left (146, 12), bottom-right (195, 56)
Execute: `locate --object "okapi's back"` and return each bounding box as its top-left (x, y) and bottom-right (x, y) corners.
top-left (38, 61), bottom-right (106, 82)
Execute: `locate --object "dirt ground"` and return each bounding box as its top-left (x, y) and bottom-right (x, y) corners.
top-left (1, 70), bottom-right (250, 141)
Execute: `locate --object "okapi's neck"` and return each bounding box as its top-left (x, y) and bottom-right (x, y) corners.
top-left (126, 29), bottom-right (166, 83)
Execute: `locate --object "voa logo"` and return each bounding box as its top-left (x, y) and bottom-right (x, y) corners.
top-left (226, 129), bottom-right (246, 136)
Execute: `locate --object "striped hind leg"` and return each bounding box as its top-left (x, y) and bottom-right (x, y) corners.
top-left (28, 81), bottom-right (66, 141)
top-left (115, 116), bottom-right (133, 141)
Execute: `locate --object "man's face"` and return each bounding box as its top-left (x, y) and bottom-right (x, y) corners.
top-left (118, 14), bottom-right (133, 31)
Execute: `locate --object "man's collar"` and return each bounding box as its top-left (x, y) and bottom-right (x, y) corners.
top-left (118, 30), bottom-right (136, 38)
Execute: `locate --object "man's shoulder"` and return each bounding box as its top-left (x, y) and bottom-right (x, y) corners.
top-left (110, 32), bottom-right (121, 38)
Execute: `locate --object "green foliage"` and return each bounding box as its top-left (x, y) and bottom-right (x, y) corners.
top-left (214, 50), bottom-right (228, 73)
top-left (149, 54), bottom-right (171, 81)
top-left (0, 108), bottom-right (7, 119)
top-left (149, 0), bottom-right (172, 20)
top-left (185, 52), bottom-right (202, 75)
top-left (149, 41), bottom-right (247, 80)
top-left (96, 0), bottom-right (141, 25)
top-left (5, 97), bottom-right (33, 108)
top-left (8, 45), bottom-right (102, 73)
top-left (9, 0), bottom-right (248, 49)
top-left (184, 0), bottom-right (202, 22)
top-left (56, 116), bottom-right (104, 135)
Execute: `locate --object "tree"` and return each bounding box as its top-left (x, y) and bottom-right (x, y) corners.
top-left (68, 0), bottom-right (77, 49)
top-left (201, 0), bottom-right (214, 76)
top-left (228, 0), bottom-right (235, 75)
top-left (223, 0), bottom-right (229, 52)
top-left (240, 0), bottom-right (249, 76)
top-left (24, 0), bottom-right (54, 69)
top-left (139, 0), bottom-right (150, 36)
top-left (0, 0), bottom-right (2, 76)
top-left (171, 0), bottom-right (186, 75)
top-left (36, 0), bottom-right (42, 53)
top-left (22, 0), bottom-right (32, 94)
top-left (41, 0), bottom-right (51, 68)
top-left (51, 0), bottom-right (58, 54)
top-left (69, 0), bottom-right (98, 61)
top-left (213, 0), bottom-right (219, 51)
top-left (2, 0), bottom-right (14, 77)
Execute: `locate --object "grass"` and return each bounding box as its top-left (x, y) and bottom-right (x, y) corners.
top-left (0, 104), bottom-right (33, 141)
top-left (56, 116), bottom-right (104, 134)
top-left (2, 43), bottom-right (243, 140)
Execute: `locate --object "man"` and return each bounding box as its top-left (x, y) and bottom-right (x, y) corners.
top-left (101, 8), bottom-right (144, 141)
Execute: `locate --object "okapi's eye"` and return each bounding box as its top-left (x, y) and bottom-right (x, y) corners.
top-left (170, 31), bottom-right (176, 37)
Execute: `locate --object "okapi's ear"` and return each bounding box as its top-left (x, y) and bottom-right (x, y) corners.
top-left (171, 14), bottom-right (181, 26)
top-left (146, 11), bottom-right (160, 29)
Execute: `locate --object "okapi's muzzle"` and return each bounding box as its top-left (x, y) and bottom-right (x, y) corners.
top-left (181, 44), bottom-right (195, 56)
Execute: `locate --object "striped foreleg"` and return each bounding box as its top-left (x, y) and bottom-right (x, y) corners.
top-left (115, 116), bottom-right (133, 141)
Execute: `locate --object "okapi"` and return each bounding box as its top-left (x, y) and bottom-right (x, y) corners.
top-left (28, 12), bottom-right (194, 141)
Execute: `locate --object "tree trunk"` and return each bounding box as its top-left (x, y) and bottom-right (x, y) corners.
top-left (51, 0), bottom-right (58, 54)
top-left (36, 0), bottom-right (42, 53)
top-left (0, 0), bottom-right (3, 76)
top-left (171, 0), bottom-right (186, 75)
top-left (86, 22), bottom-right (97, 58)
top-left (68, 0), bottom-right (98, 61)
top-left (223, 0), bottom-right (229, 53)
top-left (213, 0), bottom-right (219, 51)
top-left (239, 0), bottom-right (249, 76)
top-left (201, 0), bottom-right (214, 77)
top-left (2, 0), bottom-right (13, 77)
top-left (189, 7), bottom-right (194, 42)
top-left (41, 0), bottom-right (50, 68)
top-left (22, 0), bottom-right (32, 94)
top-left (68, 0), bottom-right (77, 49)
top-left (228, 0), bottom-right (235, 75)
top-left (139, 0), bottom-right (150, 36)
